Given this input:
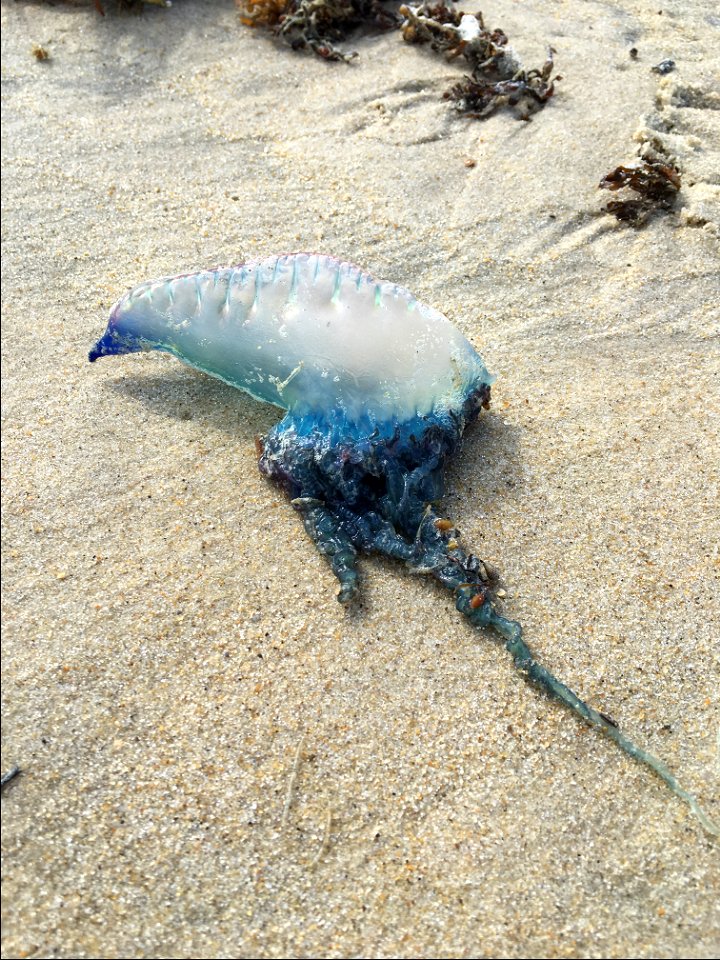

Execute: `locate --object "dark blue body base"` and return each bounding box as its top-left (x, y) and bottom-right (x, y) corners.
top-left (260, 385), bottom-right (493, 606)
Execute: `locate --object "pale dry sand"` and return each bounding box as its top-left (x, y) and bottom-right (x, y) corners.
top-left (1, 1), bottom-right (719, 957)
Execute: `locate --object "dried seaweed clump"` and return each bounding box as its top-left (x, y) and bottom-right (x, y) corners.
top-left (92, 0), bottom-right (170, 12)
top-left (399, 0), bottom-right (470, 50)
top-left (599, 155), bottom-right (681, 225)
top-left (400, 2), bottom-right (556, 120)
top-left (236, 0), bottom-right (398, 61)
top-left (237, 0), bottom-right (291, 28)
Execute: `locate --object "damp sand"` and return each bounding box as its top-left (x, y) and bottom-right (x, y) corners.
top-left (2, 1), bottom-right (719, 957)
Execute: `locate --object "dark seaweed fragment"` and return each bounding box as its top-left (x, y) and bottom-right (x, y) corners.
top-left (237, 0), bottom-right (399, 61)
top-left (91, 0), bottom-right (169, 12)
top-left (445, 48), bottom-right (555, 121)
top-left (400, 3), bottom-right (509, 67)
top-left (400, 2), bottom-right (556, 120)
top-left (599, 157), bottom-right (681, 225)
top-left (399, 1), bottom-right (465, 49)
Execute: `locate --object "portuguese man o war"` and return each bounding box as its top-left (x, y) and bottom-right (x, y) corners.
top-left (90, 252), bottom-right (717, 837)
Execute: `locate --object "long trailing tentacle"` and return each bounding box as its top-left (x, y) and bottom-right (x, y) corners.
top-left (407, 505), bottom-right (719, 837)
top-left (480, 605), bottom-right (719, 837)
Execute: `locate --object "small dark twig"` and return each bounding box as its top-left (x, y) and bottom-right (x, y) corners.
top-left (1, 766), bottom-right (22, 791)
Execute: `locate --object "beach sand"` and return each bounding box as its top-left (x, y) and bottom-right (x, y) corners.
top-left (1, 1), bottom-right (718, 957)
